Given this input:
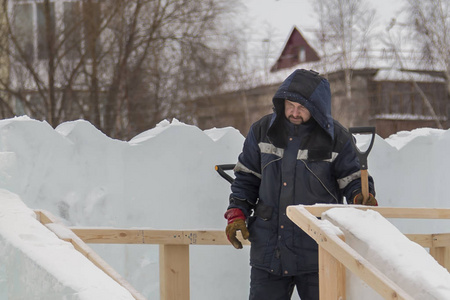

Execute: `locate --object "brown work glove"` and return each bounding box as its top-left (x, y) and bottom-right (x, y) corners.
top-left (353, 193), bottom-right (378, 206)
top-left (224, 208), bottom-right (249, 249)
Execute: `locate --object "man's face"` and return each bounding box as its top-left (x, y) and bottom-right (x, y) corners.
top-left (284, 99), bottom-right (311, 125)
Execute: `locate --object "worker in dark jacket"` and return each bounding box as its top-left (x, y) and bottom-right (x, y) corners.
top-left (224, 69), bottom-right (377, 300)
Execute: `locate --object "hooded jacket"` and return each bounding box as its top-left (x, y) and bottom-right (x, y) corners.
top-left (228, 69), bottom-right (375, 275)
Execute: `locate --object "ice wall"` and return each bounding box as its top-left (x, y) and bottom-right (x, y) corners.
top-left (0, 116), bottom-right (248, 299)
top-left (0, 116), bottom-right (449, 299)
top-left (359, 128), bottom-right (450, 234)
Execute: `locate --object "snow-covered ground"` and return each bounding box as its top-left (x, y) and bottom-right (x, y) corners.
top-left (0, 116), bottom-right (449, 299)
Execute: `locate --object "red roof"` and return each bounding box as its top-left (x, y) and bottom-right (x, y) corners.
top-left (270, 27), bottom-right (320, 72)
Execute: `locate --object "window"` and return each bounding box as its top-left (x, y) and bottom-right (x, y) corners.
top-left (299, 47), bottom-right (306, 62)
top-left (12, 3), bottom-right (34, 59)
top-left (36, 2), bottom-right (56, 60)
top-left (63, 1), bottom-right (102, 59)
top-left (11, 0), bottom-right (101, 61)
top-left (63, 2), bottom-right (82, 59)
top-left (12, 1), bottom-right (56, 60)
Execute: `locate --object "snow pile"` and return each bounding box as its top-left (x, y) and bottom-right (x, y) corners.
top-left (0, 189), bottom-right (134, 300)
top-left (0, 116), bottom-right (449, 299)
top-left (323, 207), bottom-right (450, 300)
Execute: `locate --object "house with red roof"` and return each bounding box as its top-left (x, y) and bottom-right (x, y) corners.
top-left (191, 27), bottom-right (448, 138)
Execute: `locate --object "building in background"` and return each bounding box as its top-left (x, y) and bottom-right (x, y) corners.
top-left (2, 0), bottom-right (240, 140)
top-left (193, 28), bottom-right (449, 138)
top-left (270, 27), bottom-right (320, 72)
top-left (2, 2), bottom-right (448, 139)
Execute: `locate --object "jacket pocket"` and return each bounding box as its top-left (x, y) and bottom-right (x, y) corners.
top-left (254, 203), bottom-right (273, 221)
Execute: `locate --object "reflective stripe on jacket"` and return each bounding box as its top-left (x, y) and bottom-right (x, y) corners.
top-left (229, 115), bottom-right (375, 275)
top-left (228, 69), bottom-right (375, 276)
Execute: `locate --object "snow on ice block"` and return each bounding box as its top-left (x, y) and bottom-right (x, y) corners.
top-left (323, 207), bottom-right (450, 300)
top-left (0, 189), bottom-right (134, 300)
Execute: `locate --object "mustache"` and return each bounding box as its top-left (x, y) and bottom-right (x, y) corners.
top-left (288, 115), bottom-right (303, 120)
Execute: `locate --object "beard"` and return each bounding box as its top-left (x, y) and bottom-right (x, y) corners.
top-left (288, 115), bottom-right (303, 124)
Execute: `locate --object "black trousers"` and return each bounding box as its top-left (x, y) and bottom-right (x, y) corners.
top-left (249, 267), bottom-right (319, 300)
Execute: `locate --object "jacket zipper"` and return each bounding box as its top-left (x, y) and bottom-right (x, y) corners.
top-left (300, 159), bottom-right (339, 202)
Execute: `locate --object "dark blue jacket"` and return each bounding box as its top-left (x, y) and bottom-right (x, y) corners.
top-left (228, 69), bottom-right (375, 276)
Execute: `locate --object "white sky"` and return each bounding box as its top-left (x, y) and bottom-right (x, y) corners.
top-left (1, 116), bottom-right (450, 299)
top-left (243, 0), bottom-right (405, 36)
top-left (242, 0), bottom-right (407, 67)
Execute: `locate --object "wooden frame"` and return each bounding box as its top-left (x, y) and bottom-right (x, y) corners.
top-left (159, 245), bottom-right (189, 300)
top-left (286, 205), bottom-right (450, 300)
top-left (34, 206), bottom-right (450, 300)
top-left (34, 210), bottom-right (146, 300)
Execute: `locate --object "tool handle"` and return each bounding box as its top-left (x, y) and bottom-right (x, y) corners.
top-left (215, 164), bottom-right (236, 184)
top-left (361, 169), bottom-right (369, 203)
top-left (349, 127), bottom-right (376, 204)
top-left (349, 126), bottom-right (376, 170)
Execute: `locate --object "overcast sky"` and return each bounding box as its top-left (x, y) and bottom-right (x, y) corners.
top-left (241, 0), bottom-right (407, 68)
top-left (243, 0), bottom-right (405, 37)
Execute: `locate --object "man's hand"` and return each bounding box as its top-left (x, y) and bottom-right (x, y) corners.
top-left (353, 193), bottom-right (378, 206)
top-left (224, 208), bottom-right (249, 249)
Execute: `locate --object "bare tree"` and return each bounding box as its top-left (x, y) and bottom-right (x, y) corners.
top-left (404, 0), bottom-right (450, 95)
top-left (310, 0), bottom-right (377, 99)
top-left (0, 0), bottom-right (242, 139)
top-left (381, 0), bottom-right (449, 129)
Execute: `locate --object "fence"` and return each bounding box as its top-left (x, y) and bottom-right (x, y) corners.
top-left (287, 205), bottom-right (450, 300)
top-left (35, 206), bottom-right (450, 300)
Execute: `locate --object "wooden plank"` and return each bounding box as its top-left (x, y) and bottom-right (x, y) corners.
top-left (70, 228), bottom-right (251, 246)
top-left (160, 245), bottom-right (190, 300)
top-left (70, 228), bottom-right (183, 244)
top-left (70, 229), bottom-right (445, 249)
top-left (404, 234), bottom-right (433, 248)
top-left (181, 230), bottom-right (250, 246)
top-left (304, 205), bottom-right (450, 219)
top-left (367, 207), bottom-right (450, 219)
top-left (287, 205), bottom-right (414, 300)
top-left (34, 209), bottom-right (62, 224)
top-left (429, 247), bottom-right (448, 271)
top-left (433, 233), bottom-right (450, 248)
top-left (430, 234), bottom-right (450, 271)
top-left (319, 240), bottom-right (345, 299)
top-left (430, 247), bottom-right (450, 272)
top-left (37, 211), bottom-right (146, 300)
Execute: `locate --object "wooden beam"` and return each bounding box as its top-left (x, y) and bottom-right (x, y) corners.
top-left (303, 205), bottom-right (450, 219)
top-left (404, 234), bottom-right (433, 248)
top-left (433, 233), bottom-right (450, 248)
top-left (160, 245), bottom-right (190, 300)
top-left (430, 233), bottom-right (450, 271)
top-left (36, 207), bottom-right (450, 300)
top-left (319, 236), bottom-right (345, 299)
top-left (36, 210), bottom-right (146, 300)
top-left (430, 246), bottom-right (450, 272)
top-left (35, 209), bottom-right (61, 225)
top-left (71, 228), bottom-right (184, 244)
top-left (70, 228), bottom-right (250, 246)
top-left (287, 205), bottom-right (414, 300)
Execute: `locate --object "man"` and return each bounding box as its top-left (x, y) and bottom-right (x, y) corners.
top-left (224, 69), bottom-right (376, 300)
